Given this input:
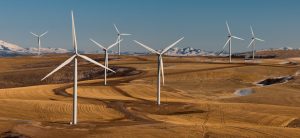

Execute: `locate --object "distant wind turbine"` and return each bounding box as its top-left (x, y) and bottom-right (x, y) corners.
top-left (30, 31), bottom-right (48, 56)
top-left (41, 11), bottom-right (115, 125)
top-left (248, 26), bottom-right (264, 60)
top-left (113, 24), bottom-right (131, 55)
top-left (90, 38), bottom-right (122, 85)
top-left (220, 21), bottom-right (244, 63)
top-left (133, 37), bottom-right (184, 105)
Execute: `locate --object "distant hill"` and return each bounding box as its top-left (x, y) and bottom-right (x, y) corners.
top-left (259, 46), bottom-right (300, 51)
top-left (164, 46), bottom-right (300, 58)
top-left (255, 47), bottom-right (300, 58)
top-left (0, 40), bottom-right (70, 57)
top-left (1, 40), bottom-right (299, 58)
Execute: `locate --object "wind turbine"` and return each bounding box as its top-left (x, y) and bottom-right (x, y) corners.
top-left (113, 24), bottom-right (131, 55)
top-left (248, 26), bottom-right (264, 60)
top-left (41, 11), bottom-right (115, 125)
top-left (89, 38), bottom-right (122, 85)
top-left (133, 37), bottom-right (184, 105)
top-left (30, 31), bottom-right (48, 56)
top-left (220, 21), bottom-right (244, 63)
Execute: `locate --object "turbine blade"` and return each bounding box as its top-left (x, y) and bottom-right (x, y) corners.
top-left (40, 31), bottom-right (48, 37)
top-left (217, 50), bottom-right (225, 56)
top-left (113, 24), bottom-right (120, 34)
top-left (120, 33), bottom-right (132, 36)
top-left (133, 40), bottom-right (160, 54)
top-left (222, 38), bottom-right (231, 50)
top-left (226, 21), bottom-right (231, 35)
top-left (255, 38), bottom-right (265, 42)
top-left (71, 11), bottom-right (78, 53)
top-left (78, 54), bottom-right (115, 73)
top-left (250, 26), bottom-right (255, 37)
top-left (107, 39), bottom-right (123, 50)
top-left (161, 37), bottom-right (184, 54)
top-left (248, 39), bottom-right (255, 48)
top-left (30, 32), bottom-right (38, 37)
top-left (232, 36), bottom-right (244, 40)
top-left (90, 39), bottom-right (106, 50)
top-left (160, 56), bottom-right (165, 85)
top-left (41, 55), bottom-right (76, 81)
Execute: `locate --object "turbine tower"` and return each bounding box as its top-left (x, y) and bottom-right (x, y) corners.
top-left (30, 31), bottom-right (48, 56)
top-left (113, 24), bottom-right (131, 55)
top-left (90, 38), bottom-right (122, 85)
top-left (220, 21), bottom-right (244, 63)
top-left (134, 37), bottom-right (184, 105)
top-left (41, 11), bottom-right (115, 125)
top-left (248, 26), bottom-right (264, 60)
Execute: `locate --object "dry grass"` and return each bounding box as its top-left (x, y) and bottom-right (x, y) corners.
top-left (0, 54), bottom-right (299, 137)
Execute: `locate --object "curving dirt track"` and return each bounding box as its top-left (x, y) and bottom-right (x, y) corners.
top-left (0, 54), bottom-right (299, 137)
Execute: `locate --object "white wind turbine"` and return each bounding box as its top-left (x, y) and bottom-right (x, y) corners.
top-left (248, 26), bottom-right (264, 60)
top-left (30, 31), bottom-right (48, 56)
top-left (90, 38), bottom-right (123, 85)
top-left (220, 21), bottom-right (244, 63)
top-left (134, 37), bottom-right (184, 105)
top-left (113, 24), bottom-right (131, 55)
top-left (41, 11), bottom-right (115, 125)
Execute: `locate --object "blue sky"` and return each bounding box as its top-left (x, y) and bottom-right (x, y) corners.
top-left (0, 0), bottom-right (300, 53)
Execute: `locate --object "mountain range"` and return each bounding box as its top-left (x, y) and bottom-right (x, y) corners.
top-left (0, 40), bottom-right (70, 57)
top-left (0, 40), bottom-right (299, 57)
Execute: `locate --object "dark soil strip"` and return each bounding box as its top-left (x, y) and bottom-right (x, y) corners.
top-left (0, 131), bottom-right (30, 138)
top-left (0, 66), bottom-right (141, 89)
top-left (286, 118), bottom-right (300, 128)
top-left (257, 76), bottom-right (294, 86)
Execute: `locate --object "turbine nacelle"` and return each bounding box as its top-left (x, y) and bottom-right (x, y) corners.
top-left (133, 37), bottom-right (184, 105)
top-left (90, 38), bottom-right (123, 51)
top-left (89, 38), bottom-right (122, 85)
top-left (134, 37), bottom-right (184, 85)
top-left (114, 24), bottom-right (132, 36)
top-left (113, 24), bottom-right (131, 55)
top-left (30, 31), bottom-right (48, 38)
top-left (30, 31), bottom-right (48, 56)
top-left (248, 26), bottom-right (265, 48)
top-left (220, 21), bottom-right (244, 62)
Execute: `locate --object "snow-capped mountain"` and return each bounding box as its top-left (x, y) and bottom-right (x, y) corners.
top-left (0, 40), bottom-right (70, 57)
top-left (85, 50), bottom-right (147, 55)
top-left (26, 47), bottom-right (70, 54)
top-left (164, 47), bottom-right (218, 56)
top-left (1, 39), bottom-right (298, 57)
top-left (0, 40), bottom-right (27, 56)
top-left (0, 40), bottom-right (25, 51)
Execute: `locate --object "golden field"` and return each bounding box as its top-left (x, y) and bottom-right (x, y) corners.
top-left (0, 53), bottom-right (299, 138)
